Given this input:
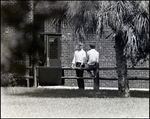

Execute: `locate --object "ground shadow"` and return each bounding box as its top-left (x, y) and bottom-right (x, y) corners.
top-left (4, 87), bottom-right (149, 98)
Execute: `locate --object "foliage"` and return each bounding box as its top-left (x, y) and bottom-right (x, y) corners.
top-left (67, 1), bottom-right (149, 65)
top-left (1, 1), bottom-right (33, 73)
top-left (1, 1), bottom-right (31, 30)
top-left (34, 1), bottom-right (70, 33)
top-left (98, 1), bottom-right (149, 65)
top-left (1, 72), bottom-right (18, 87)
top-left (1, 1), bottom-right (149, 71)
top-left (67, 1), bottom-right (99, 41)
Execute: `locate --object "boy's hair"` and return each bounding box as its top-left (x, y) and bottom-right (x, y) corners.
top-left (78, 42), bottom-right (84, 46)
top-left (89, 44), bottom-right (95, 49)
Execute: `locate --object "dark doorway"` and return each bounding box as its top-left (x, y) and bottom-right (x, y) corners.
top-left (38, 33), bottom-right (62, 86)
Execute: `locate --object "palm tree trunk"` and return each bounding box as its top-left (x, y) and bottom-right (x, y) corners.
top-left (115, 34), bottom-right (130, 97)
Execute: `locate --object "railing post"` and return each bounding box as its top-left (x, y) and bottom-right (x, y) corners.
top-left (33, 65), bottom-right (37, 87)
top-left (25, 54), bottom-right (30, 87)
top-left (33, 52), bottom-right (38, 88)
top-left (61, 69), bottom-right (65, 85)
top-left (94, 63), bottom-right (99, 90)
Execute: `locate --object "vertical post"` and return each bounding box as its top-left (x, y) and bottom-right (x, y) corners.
top-left (25, 54), bottom-right (30, 87)
top-left (33, 50), bottom-right (38, 87)
top-left (30, 0), bottom-right (37, 88)
top-left (34, 35), bottom-right (39, 87)
top-left (61, 69), bottom-right (65, 85)
top-left (46, 35), bottom-right (50, 67)
top-left (94, 63), bottom-right (99, 90)
top-left (33, 64), bottom-right (37, 87)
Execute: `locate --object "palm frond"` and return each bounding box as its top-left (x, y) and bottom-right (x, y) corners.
top-left (67, 1), bottom-right (99, 40)
top-left (34, 1), bottom-right (70, 32)
top-left (123, 27), bottom-right (138, 64)
top-left (101, 1), bottom-right (149, 65)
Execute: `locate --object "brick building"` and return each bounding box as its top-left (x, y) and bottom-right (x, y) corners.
top-left (44, 19), bottom-right (149, 89)
top-left (1, 1), bottom-right (149, 89)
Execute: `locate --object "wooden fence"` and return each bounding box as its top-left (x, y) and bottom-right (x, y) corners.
top-left (14, 67), bottom-right (149, 88)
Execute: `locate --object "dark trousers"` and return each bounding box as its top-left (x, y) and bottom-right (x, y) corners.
top-left (87, 62), bottom-right (99, 77)
top-left (75, 62), bottom-right (85, 89)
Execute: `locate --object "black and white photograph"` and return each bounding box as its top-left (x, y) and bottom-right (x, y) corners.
top-left (1, 1), bottom-right (149, 118)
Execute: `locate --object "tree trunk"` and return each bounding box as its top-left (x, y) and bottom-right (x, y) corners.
top-left (29, 1), bottom-right (38, 87)
top-left (115, 35), bottom-right (130, 97)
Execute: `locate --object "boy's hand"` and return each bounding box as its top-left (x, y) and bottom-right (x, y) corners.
top-left (71, 64), bottom-right (75, 69)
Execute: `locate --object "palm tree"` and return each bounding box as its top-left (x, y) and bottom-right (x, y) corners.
top-left (67, 1), bottom-right (149, 97)
top-left (67, 1), bottom-right (99, 41)
top-left (103, 1), bottom-right (149, 97)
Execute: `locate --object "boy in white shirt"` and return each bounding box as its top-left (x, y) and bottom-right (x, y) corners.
top-left (71, 43), bottom-right (87, 89)
top-left (87, 44), bottom-right (99, 77)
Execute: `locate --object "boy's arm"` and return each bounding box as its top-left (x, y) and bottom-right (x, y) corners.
top-left (71, 52), bottom-right (76, 68)
top-left (83, 51), bottom-right (87, 64)
top-left (97, 52), bottom-right (99, 62)
top-left (86, 52), bottom-right (89, 64)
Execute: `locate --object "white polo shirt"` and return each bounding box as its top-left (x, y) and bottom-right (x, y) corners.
top-left (87, 49), bottom-right (99, 65)
top-left (72, 49), bottom-right (86, 64)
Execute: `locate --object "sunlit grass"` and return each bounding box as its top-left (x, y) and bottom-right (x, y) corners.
top-left (1, 87), bottom-right (149, 118)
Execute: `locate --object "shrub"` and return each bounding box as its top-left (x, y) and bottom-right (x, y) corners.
top-left (1, 72), bottom-right (18, 87)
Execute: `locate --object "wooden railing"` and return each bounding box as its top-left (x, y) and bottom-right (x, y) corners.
top-left (14, 66), bottom-right (149, 87)
top-left (14, 66), bottom-right (33, 87)
top-left (61, 67), bottom-right (149, 90)
top-left (62, 67), bottom-right (149, 80)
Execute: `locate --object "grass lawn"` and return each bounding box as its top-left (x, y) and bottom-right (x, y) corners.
top-left (1, 87), bottom-right (149, 118)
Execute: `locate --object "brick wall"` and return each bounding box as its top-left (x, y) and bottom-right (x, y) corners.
top-left (2, 15), bottom-right (149, 89)
top-left (44, 20), bottom-right (149, 89)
